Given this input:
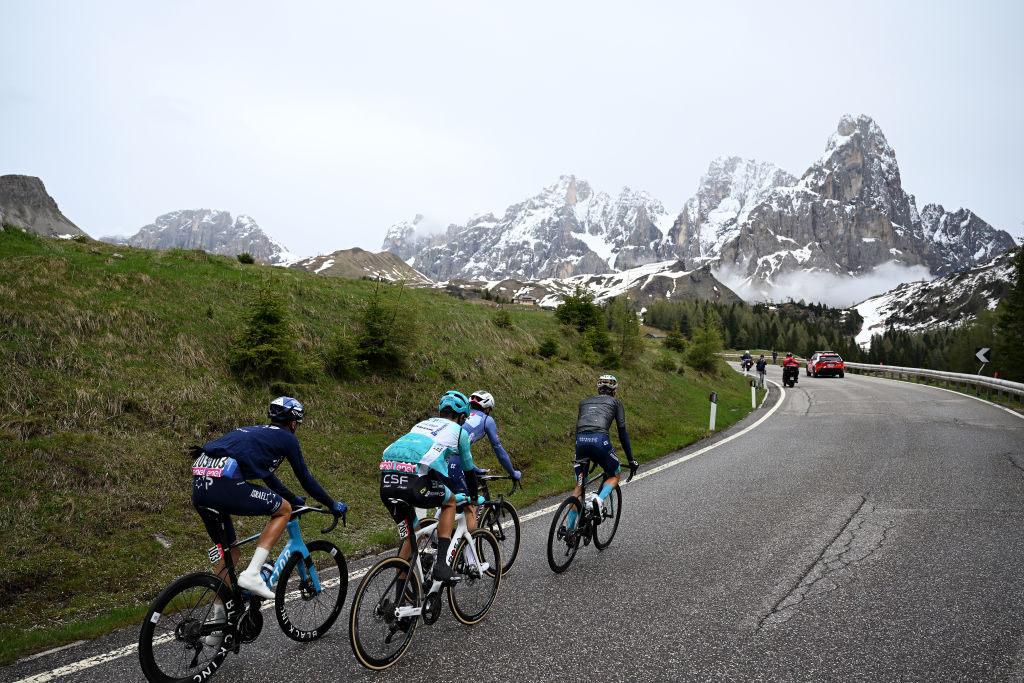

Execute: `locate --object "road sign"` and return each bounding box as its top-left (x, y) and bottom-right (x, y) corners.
top-left (975, 347), bottom-right (991, 364)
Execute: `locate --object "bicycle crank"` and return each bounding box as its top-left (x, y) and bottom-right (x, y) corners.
top-left (422, 593), bottom-right (441, 625)
top-left (238, 604), bottom-right (264, 643)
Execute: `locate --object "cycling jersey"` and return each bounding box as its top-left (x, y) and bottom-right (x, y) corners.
top-left (462, 409), bottom-right (514, 474)
top-left (575, 395), bottom-right (633, 461)
top-left (382, 417), bottom-right (477, 497)
top-left (198, 424), bottom-right (334, 509)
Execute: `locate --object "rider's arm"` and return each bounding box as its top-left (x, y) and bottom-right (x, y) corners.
top-left (285, 447), bottom-right (335, 509)
top-left (483, 416), bottom-right (515, 475)
top-left (614, 399), bottom-right (634, 463)
top-left (457, 429), bottom-right (479, 499)
top-left (262, 473), bottom-right (304, 506)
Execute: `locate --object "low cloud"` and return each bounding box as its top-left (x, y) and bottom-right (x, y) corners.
top-left (714, 261), bottom-right (935, 308)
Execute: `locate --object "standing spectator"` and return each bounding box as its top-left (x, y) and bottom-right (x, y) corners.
top-left (772, 349), bottom-right (778, 365)
top-left (755, 355), bottom-right (767, 389)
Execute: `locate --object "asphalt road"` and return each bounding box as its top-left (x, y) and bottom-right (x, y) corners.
top-left (5, 365), bottom-right (1024, 682)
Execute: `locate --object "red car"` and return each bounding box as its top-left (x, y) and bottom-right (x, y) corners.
top-left (807, 352), bottom-right (845, 378)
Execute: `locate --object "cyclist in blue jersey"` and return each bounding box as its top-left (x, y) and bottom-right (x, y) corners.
top-left (446, 390), bottom-right (520, 531)
top-left (381, 390), bottom-right (477, 583)
top-left (569, 375), bottom-right (638, 530)
top-left (191, 397), bottom-right (347, 602)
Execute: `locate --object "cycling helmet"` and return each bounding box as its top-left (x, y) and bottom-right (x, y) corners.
top-left (438, 390), bottom-right (471, 416)
top-left (470, 391), bottom-right (495, 410)
top-left (268, 396), bottom-right (304, 423)
top-left (597, 374), bottom-right (618, 393)
top-left (786, 352), bottom-right (793, 357)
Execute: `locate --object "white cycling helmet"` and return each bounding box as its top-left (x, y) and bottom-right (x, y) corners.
top-left (470, 391), bottom-right (495, 410)
top-left (597, 374), bottom-right (618, 393)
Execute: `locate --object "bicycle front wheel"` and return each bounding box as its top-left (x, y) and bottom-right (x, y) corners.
top-left (448, 528), bottom-right (502, 624)
top-left (480, 501), bottom-right (521, 575)
top-left (593, 485), bottom-right (622, 549)
top-left (275, 539), bottom-right (348, 641)
top-left (138, 572), bottom-right (232, 683)
top-left (349, 557), bottom-right (421, 670)
top-left (546, 497), bottom-right (583, 573)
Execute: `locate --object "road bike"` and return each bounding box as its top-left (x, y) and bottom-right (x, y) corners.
top-left (476, 471), bottom-right (522, 575)
top-left (138, 506), bottom-right (346, 682)
top-left (348, 493), bottom-right (501, 670)
top-left (546, 463), bottom-right (633, 573)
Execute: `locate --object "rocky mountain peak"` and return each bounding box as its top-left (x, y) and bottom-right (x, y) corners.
top-left (102, 209), bottom-right (299, 265)
top-left (0, 174), bottom-right (84, 237)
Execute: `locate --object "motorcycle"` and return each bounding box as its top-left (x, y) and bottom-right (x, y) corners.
top-left (741, 358), bottom-right (754, 372)
top-left (782, 364), bottom-right (799, 387)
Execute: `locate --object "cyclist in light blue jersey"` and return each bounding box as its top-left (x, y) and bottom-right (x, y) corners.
top-left (459, 391), bottom-right (521, 482)
top-left (380, 390), bottom-right (478, 583)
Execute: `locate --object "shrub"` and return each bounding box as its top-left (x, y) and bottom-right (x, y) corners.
top-left (227, 286), bottom-right (308, 382)
top-left (664, 328), bottom-right (687, 353)
top-left (555, 287), bottom-right (602, 332)
top-left (492, 308), bottom-right (513, 329)
top-left (326, 279), bottom-right (420, 376)
top-left (236, 252), bottom-right (255, 264)
top-left (537, 335), bottom-right (559, 358)
top-left (686, 309), bottom-right (724, 373)
top-left (653, 357), bottom-right (678, 373)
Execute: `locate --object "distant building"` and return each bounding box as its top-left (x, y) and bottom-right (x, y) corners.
top-left (514, 295), bottom-right (537, 306)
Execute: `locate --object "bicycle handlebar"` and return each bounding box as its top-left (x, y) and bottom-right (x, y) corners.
top-left (290, 505), bottom-right (346, 534)
top-left (478, 472), bottom-right (520, 496)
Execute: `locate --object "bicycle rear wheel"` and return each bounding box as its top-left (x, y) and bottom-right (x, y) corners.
top-left (480, 501), bottom-right (521, 575)
top-left (275, 539), bottom-right (348, 641)
top-left (349, 557), bottom-right (421, 670)
top-left (592, 485), bottom-right (622, 549)
top-left (448, 528), bottom-right (502, 624)
top-left (546, 497), bottom-right (583, 573)
top-left (138, 572), bottom-right (232, 683)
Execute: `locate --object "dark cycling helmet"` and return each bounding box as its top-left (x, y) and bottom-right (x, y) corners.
top-left (470, 390), bottom-right (495, 410)
top-left (269, 396), bottom-right (304, 423)
top-left (439, 390), bottom-right (471, 416)
top-left (597, 374), bottom-right (618, 393)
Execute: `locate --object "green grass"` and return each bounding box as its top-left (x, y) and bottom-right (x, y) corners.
top-left (0, 228), bottom-right (757, 663)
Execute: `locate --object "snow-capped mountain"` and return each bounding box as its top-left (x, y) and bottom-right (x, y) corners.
top-left (382, 176), bottom-right (677, 281)
top-left (384, 115), bottom-right (1015, 303)
top-left (667, 157), bottom-right (797, 263)
top-left (718, 115), bottom-right (1015, 290)
top-left (102, 210), bottom-right (300, 266)
top-left (291, 247), bottom-right (432, 285)
top-left (854, 247), bottom-right (1018, 347)
top-left (445, 259), bottom-right (741, 309)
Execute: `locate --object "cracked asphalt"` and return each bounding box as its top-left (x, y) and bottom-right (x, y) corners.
top-left (4, 367), bottom-right (1024, 682)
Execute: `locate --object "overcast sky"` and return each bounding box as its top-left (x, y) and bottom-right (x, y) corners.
top-left (3, 1), bottom-right (1022, 259)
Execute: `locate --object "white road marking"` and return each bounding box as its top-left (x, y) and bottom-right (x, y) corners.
top-left (17, 383), bottom-right (783, 682)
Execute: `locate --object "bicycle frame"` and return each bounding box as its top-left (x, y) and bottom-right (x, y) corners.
top-left (392, 500), bottom-right (485, 620)
top-left (207, 506), bottom-right (328, 600)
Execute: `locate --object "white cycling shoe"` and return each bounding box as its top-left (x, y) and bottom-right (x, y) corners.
top-left (238, 570), bottom-right (276, 600)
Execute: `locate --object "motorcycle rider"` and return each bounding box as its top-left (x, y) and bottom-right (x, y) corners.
top-left (782, 352), bottom-right (800, 385)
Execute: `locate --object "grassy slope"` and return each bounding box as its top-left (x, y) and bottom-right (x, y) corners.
top-left (0, 229), bottom-right (758, 662)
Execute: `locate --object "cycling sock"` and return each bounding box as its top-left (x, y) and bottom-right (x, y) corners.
top-left (598, 484), bottom-right (613, 501)
top-left (567, 510), bottom-right (578, 530)
top-left (436, 536), bottom-right (451, 566)
top-left (245, 546), bottom-right (270, 576)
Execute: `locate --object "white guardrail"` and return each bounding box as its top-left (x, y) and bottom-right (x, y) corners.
top-left (723, 353), bottom-right (1024, 406)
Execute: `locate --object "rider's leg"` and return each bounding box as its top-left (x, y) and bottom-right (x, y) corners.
top-left (433, 495), bottom-right (459, 581)
top-left (237, 499), bottom-right (291, 599)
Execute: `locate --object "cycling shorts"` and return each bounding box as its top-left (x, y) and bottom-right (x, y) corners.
top-left (192, 475), bottom-right (283, 545)
top-left (573, 433), bottom-right (621, 486)
top-left (379, 469), bottom-right (451, 526)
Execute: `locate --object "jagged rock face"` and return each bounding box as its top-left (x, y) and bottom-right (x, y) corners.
top-left (0, 175), bottom-right (84, 237)
top-left (918, 204), bottom-right (1017, 274)
top-left (383, 176), bottom-right (676, 281)
top-left (719, 115), bottom-right (933, 283)
top-left (668, 157), bottom-right (797, 262)
top-left (106, 209), bottom-right (299, 265)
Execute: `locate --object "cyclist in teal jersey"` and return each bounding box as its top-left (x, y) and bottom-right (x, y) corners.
top-left (380, 390), bottom-right (478, 583)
